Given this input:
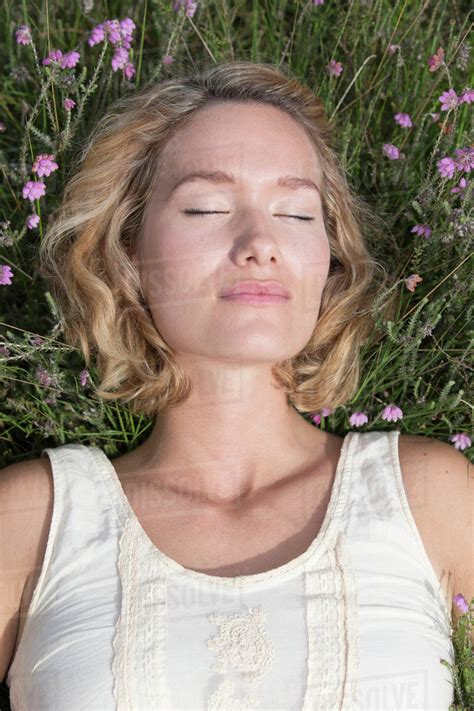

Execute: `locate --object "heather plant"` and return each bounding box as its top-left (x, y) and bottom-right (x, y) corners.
top-left (0, 0), bottom-right (472, 708)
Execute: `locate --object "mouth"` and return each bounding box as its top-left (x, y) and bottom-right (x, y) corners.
top-left (219, 293), bottom-right (289, 304)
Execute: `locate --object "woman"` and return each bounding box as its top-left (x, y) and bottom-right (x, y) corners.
top-left (2, 61), bottom-right (470, 710)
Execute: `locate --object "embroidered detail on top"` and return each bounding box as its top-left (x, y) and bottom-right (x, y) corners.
top-left (206, 606), bottom-right (275, 709)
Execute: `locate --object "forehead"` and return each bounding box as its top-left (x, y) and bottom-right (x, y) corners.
top-left (158, 101), bottom-right (322, 187)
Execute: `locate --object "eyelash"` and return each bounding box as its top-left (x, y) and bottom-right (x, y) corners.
top-left (183, 209), bottom-right (314, 222)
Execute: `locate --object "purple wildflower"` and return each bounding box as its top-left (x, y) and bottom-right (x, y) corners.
top-left (428, 47), bottom-right (445, 72)
top-left (0, 345), bottom-right (11, 357)
top-left (26, 213), bottom-right (40, 230)
top-left (124, 62), bottom-right (136, 80)
top-left (36, 365), bottom-right (54, 387)
top-left (448, 433), bottom-right (471, 451)
top-left (162, 54), bottom-right (174, 65)
top-left (60, 51), bottom-right (81, 69)
top-left (111, 47), bottom-right (129, 71)
top-left (381, 404), bottom-right (404, 422)
top-left (439, 89), bottom-right (459, 111)
top-left (326, 59), bottom-right (343, 77)
top-left (173, 0), bottom-right (198, 18)
top-left (394, 112), bottom-right (412, 128)
top-left (459, 88), bottom-right (474, 104)
top-left (0, 122), bottom-right (5, 133)
top-left (313, 0), bottom-right (325, 5)
top-left (88, 24), bottom-right (105, 47)
top-left (104, 19), bottom-right (122, 44)
top-left (0, 265), bottom-right (13, 285)
top-left (349, 412), bottom-right (369, 427)
top-left (453, 594), bottom-right (469, 613)
top-left (453, 147), bottom-right (474, 174)
top-left (22, 180), bottom-right (46, 201)
top-left (383, 143), bottom-right (404, 160)
top-left (410, 224), bottom-right (431, 238)
top-left (42, 49), bottom-right (63, 66)
top-left (63, 98), bottom-right (76, 111)
top-left (388, 44), bottom-right (400, 54)
top-left (450, 177), bottom-right (469, 194)
top-left (437, 156), bottom-right (456, 178)
top-left (32, 153), bottom-right (59, 178)
top-left (79, 369), bottom-right (90, 387)
top-left (405, 274), bottom-right (423, 292)
top-left (15, 25), bottom-right (32, 45)
top-left (30, 336), bottom-right (45, 346)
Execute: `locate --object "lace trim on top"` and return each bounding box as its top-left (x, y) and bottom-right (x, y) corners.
top-left (206, 606), bottom-right (276, 709)
top-left (302, 531), bottom-right (360, 710)
top-left (87, 430), bottom-right (357, 590)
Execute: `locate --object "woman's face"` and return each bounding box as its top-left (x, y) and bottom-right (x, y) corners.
top-left (134, 101), bottom-right (331, 367)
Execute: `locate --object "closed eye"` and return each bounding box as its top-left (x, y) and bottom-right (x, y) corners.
top-left (183, 209), bottom-right (314, 221)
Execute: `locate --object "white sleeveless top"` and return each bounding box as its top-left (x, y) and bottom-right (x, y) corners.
top-left (6, 430), bottom-right (455, 710)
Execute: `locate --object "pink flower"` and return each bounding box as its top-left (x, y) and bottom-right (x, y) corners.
top-left (453, 147), bottom-right (474, 174)
top-left (448, 433), bottom-right (471, 451)
top-left (383, 143), bottom-right (404, 160)
top-left (0, 122), bottom-right (5, 133)
top-left (437, 156), bottom-right (456, 178)
top-left (88, 24), bottom-right (105, 46)
top-left (450, 177), bottom-right (469, 194)
top-left (30, 336), bottom-right (45, 346)
top-left (438, 88), bottom-right (459, 111)
top-left (104, 19), bottom-right (122, 44)
top-left (310, 407), bottom-right (333, 426)
top-left (59, 50), bottom-right (81, 69)
top-left (0, 265), bottom-right (13, 285)
top-left (410, 224), bottom-right (431, 238)
top-left (120, 18), bottom-right (136, 36)
top-left (173, 0), bottom-right (198, 17)
top-left (388, 44), bottom-right (400, 54)
top-left (42, 49), bottom-right (63, 66)
top-left (313, 0), bottom-right (325, 4)
top-left (26, 213), bottom-right (40, 230)
top-left (15, 25), bottom-right (32, 45)
top-left (394, 112), bottom-right (412, 128)
top-left (111, 47), bottom-right (129, 71)
top-left (430, 112), bottom-right (440, 122)
top-left (326, 59), bottom-right (343, 77)
top-left (124, 62), bottom-right (136, 80)
top-left (22, 180), bottom-right (46, 201)
top-left (459, 88), bottom-right (474, 104)
top-left (162, 54), bottom-right (174, 65)
top-left (32, 153), bottom-right (59, 178)
top-left (79, 369), bottom-right (90, 387)
top-left (63, 98), bottom-right (76, 110)
top-left (405, 274), bottom-right (423, 292)
top-left (453, 594), bottom-right (469, 613)
top-left (36, 365), bottom-right (55, 387)
top-left (428, 47), bottom-right (445, 72)
top-left (381, 404), bottom-right (403, 422)
top-left (349, 411), bottom-right (368, 427)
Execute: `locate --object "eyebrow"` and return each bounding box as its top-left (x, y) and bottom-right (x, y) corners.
top-left (168, 170), bottom-right (321, 197)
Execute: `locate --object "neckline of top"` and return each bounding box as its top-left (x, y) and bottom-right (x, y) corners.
top-left (88, 430), bottom-right (358, 588)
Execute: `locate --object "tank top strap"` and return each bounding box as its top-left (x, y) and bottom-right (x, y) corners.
top-left (343, 428), bottom-right (451, 620)
top-left (26, 443), bottom-right (122, 619)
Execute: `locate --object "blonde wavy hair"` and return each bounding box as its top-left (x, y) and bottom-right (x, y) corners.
top-left (37, 60), bottom-right (395, 419)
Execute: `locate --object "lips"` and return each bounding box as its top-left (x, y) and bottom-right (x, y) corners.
top-left (219, 280), bottom-right (290, 298)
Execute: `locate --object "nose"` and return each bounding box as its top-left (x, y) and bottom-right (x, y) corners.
top-left (231, 207), bottom-right (280, 262)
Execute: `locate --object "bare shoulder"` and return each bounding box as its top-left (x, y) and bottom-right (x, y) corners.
top-left (0, 455), bottom-right (53, 682)
top-left (397, 433), bottom-right (473, 634)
